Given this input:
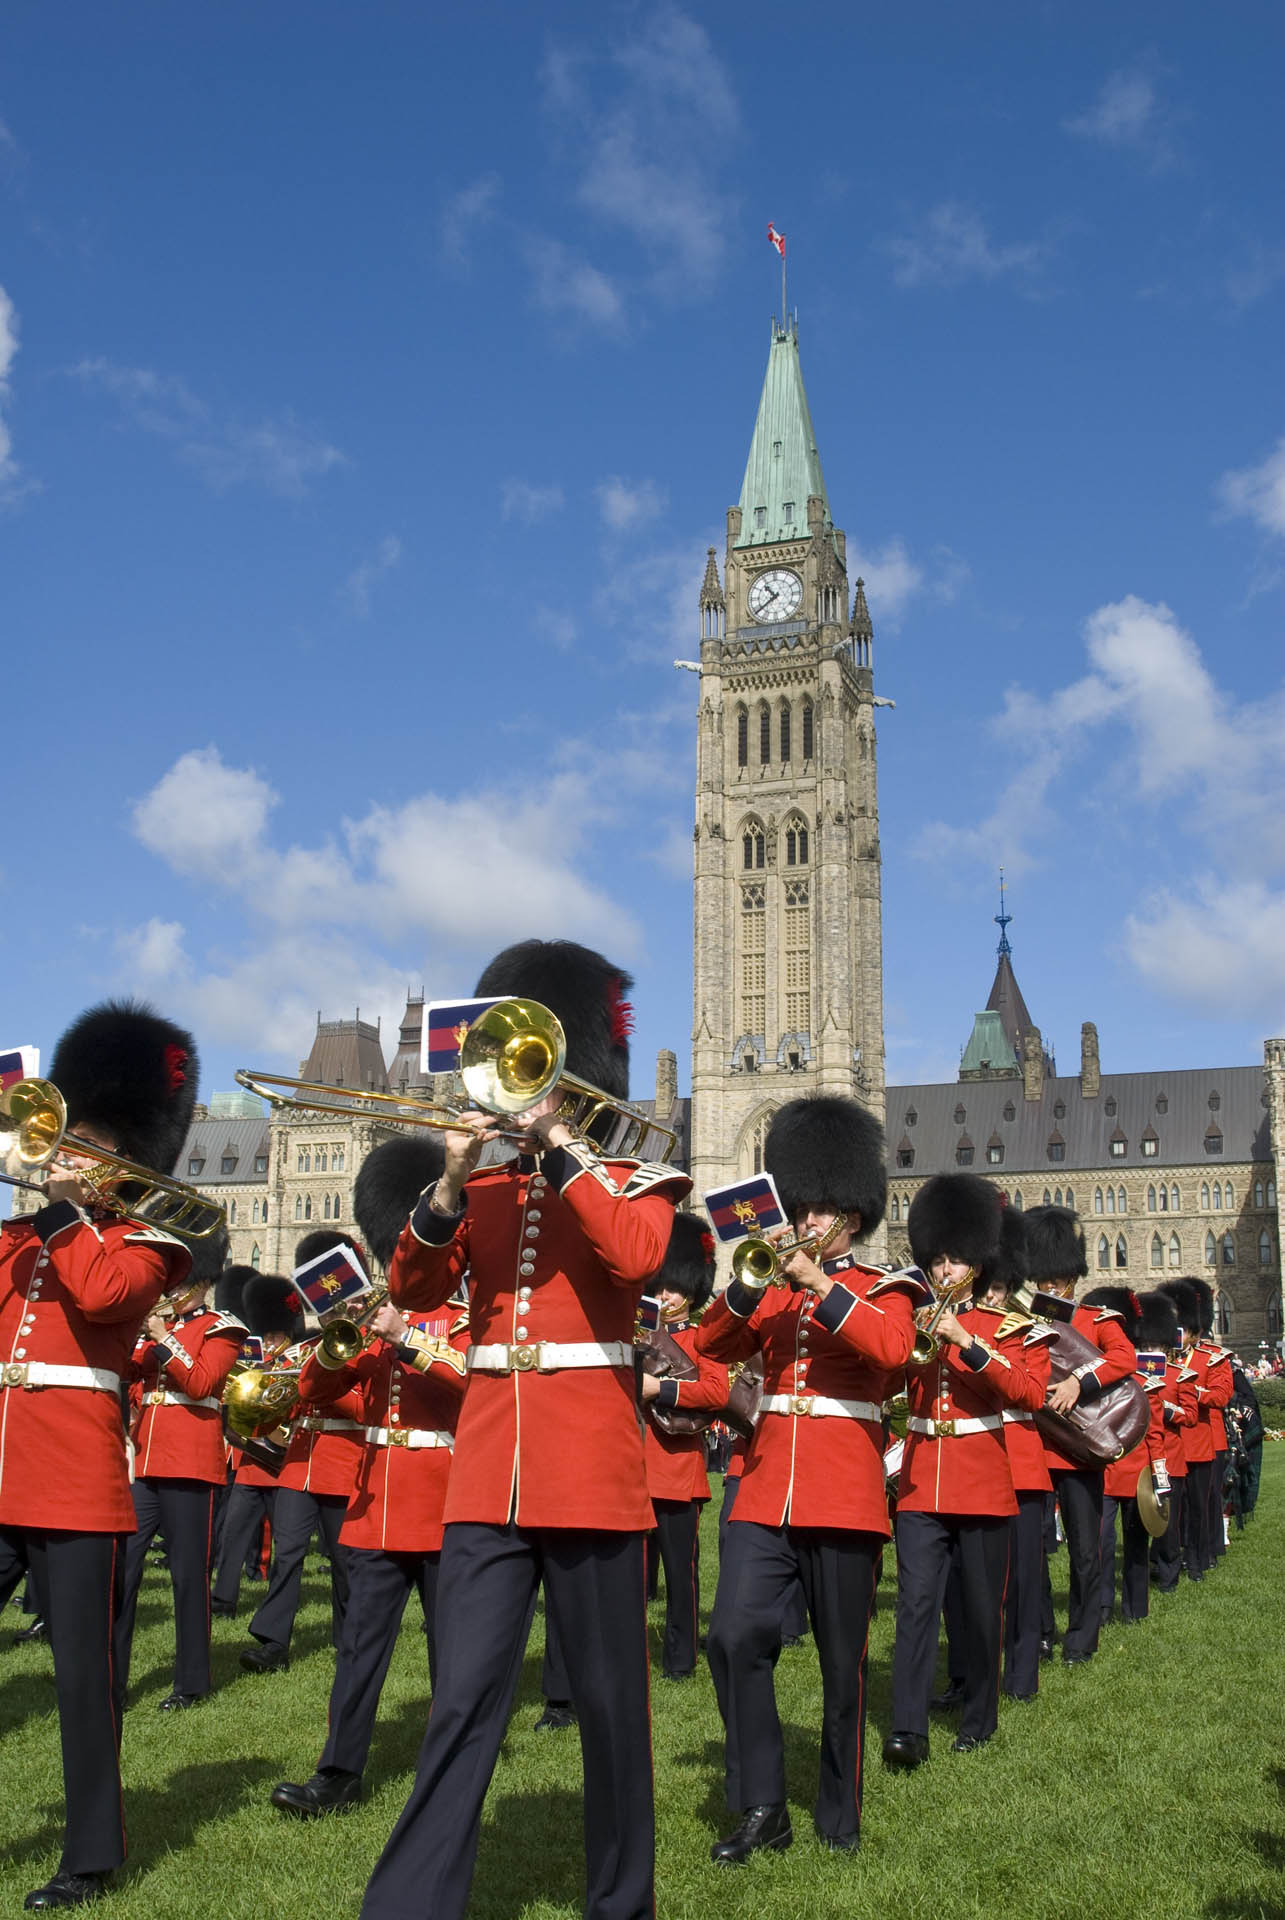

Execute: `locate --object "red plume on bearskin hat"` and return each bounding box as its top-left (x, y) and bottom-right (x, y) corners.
top-left (49, 998), bottom-right (198, 1177)
top-left (474, 940), bottom-right (633, 1102)
top-left (240, 1273), bottom-right (303, 1338)
top-left (657, 1213), bottom-right (716, 1313)
top-left (1022, 1205), bottom-right (1088, 1284)
top-left (353, 1135), bottom-right (446, 1270)
top-left (908, 1174), bottom-right (1003, 1274)
top-left (1135, 1290), bottom-right (1181, 1351)
top-left (1082, 1284), bottom-right (1142, 1342)
top-left (764, 1095), bottom-right (886, 1234)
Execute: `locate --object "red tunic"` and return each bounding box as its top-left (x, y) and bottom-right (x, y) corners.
top-left (389, 1143), bottom-right (688, 1531)
top-left (130, 1308), bottom-right (245, 1483)
top-left (1039, 1305), bottom-right (1137, 1475)
top-left (643, 1322), bottom-right (728, 1504)
top-left (298, 1312), bottom-right (468, 1552)
top-left (898, 1303), bottom-right (1045, 1518)
top-left (1160, 1360), bottom-right (1198, 1476)
top-left (1190, 1343), bottom-right (1232, 1458)
top-left (996, 1319), bottom-right (1055, 1494)
top-left (1104, 1375), bottom-right (1169, 1499)
top-left (0, 1203), bottom-right (190, 1532)
top-left (277, 1376), bottom-right (367, 1498)
top-left (694, 1256), bottom-right (918, 1536)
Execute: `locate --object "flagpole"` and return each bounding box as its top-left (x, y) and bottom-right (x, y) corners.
top-left (782, 248), bottom-right (787, 329)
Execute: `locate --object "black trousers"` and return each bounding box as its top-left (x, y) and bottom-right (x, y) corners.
top-left (1099, 1493), bottom-right (1150, 1623)
top-left (708, 1520), bottom-right (879, 1843)
top-left (0, 1526), bottom-right (128, 1875)
top-left (361, 1523), bottom-right (653, 1920)
top-left (1208, 1449), bottom-right (1228, 1559)
top-left (541, 1591), bottom-right (571, 1705)
top-left (1003, 1492), bottom-right (1047, 1697)
top-left (652, 1498), bottom-right (702, 1677)
top-left (718, 1473), bottom-right (807, 1639)
top-left (1150, 1474), bottom-right (1186, 1590)
top-left (212, 1483), bottom-right (275, 1609)
top-left (317, 1546), bottom-right (438, 1777)
top-left (1049, 1467), bottom-right (1104, 1658)
top-left (1183, 1460), bottom-right (1213, 1576)
top-left (115, 1478), bottom-right (216, 1698)
top-left (249, 1487), bottom-right (350, 1653)
top-left (891, 1511), bottom-right (1009, 1745)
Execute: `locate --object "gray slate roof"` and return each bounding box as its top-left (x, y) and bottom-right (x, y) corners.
top-left (179, 1116), bottom-right (271, 1185)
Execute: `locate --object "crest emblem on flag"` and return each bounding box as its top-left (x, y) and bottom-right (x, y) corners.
top-left (292, 1243), bottom-right (374, 1322)
top-left (703, 1173), bottom-right (786, 1243)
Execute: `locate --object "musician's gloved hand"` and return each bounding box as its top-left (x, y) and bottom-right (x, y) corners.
top-left (773, 1229), bottom-right (831, 1300)
top-left (1046, 1374), bottom-right (1083, 1415)
top-left (930, 1307), bottom-right (971, 1351)
top-left (1152, 1461), bottom-right (1171, 1497)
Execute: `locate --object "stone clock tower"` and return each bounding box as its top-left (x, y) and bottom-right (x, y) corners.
top-left (689, 317), bottom-right (886, 1205)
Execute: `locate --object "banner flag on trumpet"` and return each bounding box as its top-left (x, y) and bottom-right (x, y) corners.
top-left (0, 1046), bottom-right (40, 1094)
top-left (1136, 1350), bottom-right (1167, 1381)
top-left (704, 1173), bottom-right (787, 1243)
top-left (421, 999), bottom-right (503, 1077)
top-left (292, 1242), bottom-right (375, 1321)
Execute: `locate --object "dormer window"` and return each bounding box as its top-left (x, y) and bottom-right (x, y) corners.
top-left (1208, 1091), bottom-right (1221, 1111)
top-left (1141, 1129), bottom-right (1159, 1158)
top-left (782, 501), bottom-right (795, 522)
top-left (896, 1138), bottom-right (915, 1169)
top-left (1156, 1094), bottom-right (1168, 1114)
top-left (987, 1134), bottom-right (1005, 1166)
top-left (188, 1156), bottom-right (205, 1176)
top-left (1053, 1100), bottom-right (1066, 1119)
top-left (754, 506), bottom-right (766, 528)
top-left (221, 1155), bottom-right (237, 1175)
top-left (1110, 1129), bottom-right (1127, 1158)
top-left (905, 1108), bottom-right (918, 1127)
top-left (1205, 1128), bottom-right (1223, 1155)
top-left (956, 1134), bottom-right (974, 1167)
top-left (1047, 1133), bottom-right (1066, 1163)
top-left (1105, 1097), bottom-right (1117, 1117)
top-left (1003, 1102), bottom-right (1016, 1122)
top-left (954, 1104), bottom-right (966, 1125)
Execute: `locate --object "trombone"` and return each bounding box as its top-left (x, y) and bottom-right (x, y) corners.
top-left (236, 997), bottom-right (677, 1164)
top-left (0, 1077), bottom-right (227, 1245)
top-left (730, 1215), bottom-right (846, 1291)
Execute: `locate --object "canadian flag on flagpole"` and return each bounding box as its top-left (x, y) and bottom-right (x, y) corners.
top-left (767, 223), bottom-right (786, 257)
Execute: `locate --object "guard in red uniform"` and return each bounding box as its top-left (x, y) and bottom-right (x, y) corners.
top-left (1150, 1279), bottom-right (1199, 1592)
top-left (1162, 1277), bottom-right (1232, 1579)
top-left (1024, 1205), bottom-right (1135, 1665)
top-left (640, 1213), bottom-right (726, 1681)
top-left (361, 941), bottom-right (688, 1920)
top-left (0, 1000), bottom-right (197, 1910)
top-left (700, 1097), bottom-right (917, 1861)
top-left (272, 1137), bottom-right (469, 1817)
top-left (114, 1227), bottom-right (245, 1709)
top-left (240, 1229), bottom-right (368, 1674)
top-left (1188, 1277), bottom-right (1233, 1566)
top-left (884, 1176), bottom-right (1044, 1767)
top-left (211, 1275), bottom-right (302, 1615)
top-left (1094, 1288), bottom-right (1173, 1625)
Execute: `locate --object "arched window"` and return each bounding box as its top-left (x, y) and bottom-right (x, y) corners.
top-left (1115, 1235), bottom-right (1128, 1269)
top-left (736, 707), bottom-right (748, 767)
top-left (1147, 1186), bottom-right (1156, 1213)
top-left (1150, 1233), bottom-right (1163, 1269)
top-left (1168, 1232), bottom-right (1181, 1268)
top-left (1104, 1187), bottom-right (1114, 1214)
top-left (1268, 1295), bottom-right (1282, 1341)
top-left (1270, 1182), bottom-right (1278, 1208)
top-left (890, 1196), bottom-right (900, 1223)
top-left (1259, 1229), bottom-right (1273, 1265)
top-left (1223, 1183), bottom-right (1233, 1209)
top-left (1222, 1232), bottom-right (1235, 1266)
top-left (1158, 1186), bottom-right (1168, 1213)
top-left (759, 702), bottom-right (771, 764)
top-left (1212, 1185), bottom-right (1221, 1211)
top-left (1170, 1185), bottom-right (1180, 1211)
top-left (784, 818), bottom-right (809, 867)
top-left (323, 1193), bottom-right (332, 1219)
top-left (1097, 1235), bottom-right (1110, 1269)
top-left (1201, 1183), bottom-right (1210, 1209)
top-left (229, 1199), bottom-right (237, 1225)
top-left (1205, 1231), bottom-right (1217, 1266)
top-left (333, 1193), bottom-right (342, 1220)
top-left (742, 827), bottom-right (765, 870)
top-left (297, 1148), bottom-right (310, 1173)
top-left (333, 1147), bottom-right (345, 1172)
top-left (801, 699), bottom-right (814, 760)
top-left (250, 1244), bottom-right (261, 1269)
top-left (1214, 1291), bottom-right (1232, 1338)
top-left (782, 878), bottom-right (810, 1031)
top-left (1117, 1187), bottom-right (1126, 1213)
top-left (1255, 1180), bottom-right (1264, 1208)
top-left (1042, 1188), bottom-right (1052, 1206)
top-left (779, 701), bottom-right (792, 763)
top-left (1094, 1188), bottom-right (1104, 1215)
top-left (1012, 1189), bottom-right (1023, 1211)
top-left (317, 1147), bottom-right (328, 1173)
top-left (740, 883), bottom-right (766, 1034)
top-left (294, 1195), bottom-right (303, 1220)
top-left (251, 1198), bottom-right (259, 1224)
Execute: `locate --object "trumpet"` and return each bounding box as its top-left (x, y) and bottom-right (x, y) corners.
top-left (313, 1289), bottom-right (390, 1370)
top-left (730, 1215), bottom-right (846, 1291)
top-left (909, 1268), bottom-right (977, 1365)
top-left (0, 1077), bottom-right (226, 1244)
top-left (237, 996), bottom-right (676, 1164)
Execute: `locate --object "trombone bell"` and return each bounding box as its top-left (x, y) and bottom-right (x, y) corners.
top-left (459, 1000), bottom-right (565, 1116)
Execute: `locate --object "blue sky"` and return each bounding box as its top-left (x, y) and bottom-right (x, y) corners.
top-left (1, 1), bottom-right (1282, 1118)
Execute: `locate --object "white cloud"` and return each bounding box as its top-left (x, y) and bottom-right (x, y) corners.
top-left (501, 477), bottom-right (565, 523)
top-left (594, 540), bottom-right (710, 664)
top-left (0, 281), bottom-right (23, 500)
top-left (118, 917), bottom-right (188, 983)
top-left (71, 357), bottom-right (344, 498)
top-left (847, 538), bottom-right (969, 621)
top-left (1125, 881), bottom-right (1285, 1023)
top-left (132, 748), bottom-right (278, 888)
top-left (525, 237), bottom-right (625, 332)
top-left (1217, 437), bottom-right (1285, 539)
top-left (887, 203), bottom-right (1051, 291)
top-left (534, 606), bottom-right (578, 652)
top-left (342, 534), bottom-right (402, 617)
top-left (441, 172), bottom-right (501, 268)
top-left (596, 475), bottom-right (666, 530)
top-left (1063, 67), bottom-right (1178, 172)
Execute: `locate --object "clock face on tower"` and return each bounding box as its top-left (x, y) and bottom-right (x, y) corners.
top-left (747, 568), bottom-right (803, 623)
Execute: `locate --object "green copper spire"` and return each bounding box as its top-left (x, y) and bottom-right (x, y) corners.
top-left (735, 319), bottom-right (831, 549)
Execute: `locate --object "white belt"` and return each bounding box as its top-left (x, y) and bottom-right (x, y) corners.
top-left (363, 1426), bottom-right (454, 1450)
top-left (2, 1362), bottom-right (121, 1393)
top-left (1001, 1410), bottom-right (1035, 1425)
top-left (908, 1414), bottom-right (1004, 1438)
top-left (145, 1389), bottom-right (220, 1410)
top-left (467, 1341), bottom-right (632, 1375)
top-left (298, 1415), bottom-right (363, 1435)
top-left (761, 1394), bottom-right (881, 1422)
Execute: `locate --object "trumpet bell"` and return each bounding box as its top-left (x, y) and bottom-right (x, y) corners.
top-left (318, 1319), bottom-right (366, 1369)
top-left (730, 1239), bottom-right (783, 1287)
top-left (459, 999), bottom-right (566, 1117)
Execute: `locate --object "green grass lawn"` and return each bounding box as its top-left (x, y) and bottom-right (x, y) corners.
top-left (3, 1453), bottom-right (1283, 1919)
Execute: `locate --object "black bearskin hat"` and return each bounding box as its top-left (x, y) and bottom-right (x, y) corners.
top-left (1156, 1276), bottom-right (1201, 1339)
top-left (215, 1263), bottom-right (257, 1320)
top-left (474, 940), bottom-right (633, 1101)
top-left (49, 998), bottom-right (198, 1176)
top-left (657, 1213), bottom-right (716, 1313)
top-left (180, 1222), bottom-right (230, 1295)
top-left (908, 1174), bottom-right (1003, 1273)
top-left (1184, 1275), bottom-right (1216, 1337)
top-left (976, 1204), bottom-right (1028, 1302)
top-left (1135, 1291), bottom-right (1181, 1352)
top-left (241, 1273), bottom-right (303, 1339)
top-left (293, 1227), bottom-right (366, 1273)
top-left (1083, 1284), bottom-right (1142, 1343)
top-left (764, 1096), bottom-right (886, 1234)
top-left (354, 1135), bottom-right (446, 1269)
top-left (1023, 1205), bottom-right (1088, 1284)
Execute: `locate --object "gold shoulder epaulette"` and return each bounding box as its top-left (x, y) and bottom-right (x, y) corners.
top-left (973, 1303), bottom-right (1006, 1319)
top-left (995, 1310), bottom-right (1034, 1341)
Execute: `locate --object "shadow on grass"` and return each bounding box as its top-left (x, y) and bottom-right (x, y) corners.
top-left (472, 1787), bottom-right (585, 1916)
top-left (0, 1670), bottom-right (57, 1734)
top-left (4, 1756), bottom-right (282, 1874)
top-left (1247, 1827), bottom-right (1285, 1872)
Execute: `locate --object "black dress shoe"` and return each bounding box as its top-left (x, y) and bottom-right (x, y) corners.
top-left (951, 1733), bottom-right (992, 1753)
top-left (210, 1598), bottom-right (236, 1618)
top-left (23, 1872), bottom-right (106, 1909)
top-left (15, 1617), bottom-right (48, 1643)
top-left (1062, 1651), bottom-right (1094, 1667)
top-left (882, 1731), bottom-right (930, 1770)
top-left (157, 1690), bottom-right (207, 1710)
top-left (817, 1829), bottom-right (860, 1853)
top-left (662, 1670), bottom-right (693, 1683)
top-left (240, 1643), bottom-right (290, 1673)
top-left (930, 1679), bottom-right (965, 1710)
top-left (533, 1704), bottom-right (577, 1731)
top-left (1003, 1690), bottom-right (1037, 1704)
top-left (710, 1803), bottom-right (793, 1864)
top-left (270, 1770), bottom-right (362, 1817)
top-left (1037, 1637), bottom-right (1055, 1662)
